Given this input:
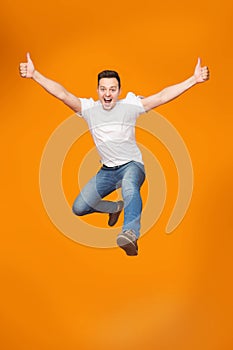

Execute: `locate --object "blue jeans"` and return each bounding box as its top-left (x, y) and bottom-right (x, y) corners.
top-left (72, 161), bottom-right (145, 238)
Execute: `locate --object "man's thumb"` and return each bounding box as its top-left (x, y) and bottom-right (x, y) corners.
top-left (26, 52), bottom-right (31, 62)
top-left (197, 57), bottom-right (201, 67)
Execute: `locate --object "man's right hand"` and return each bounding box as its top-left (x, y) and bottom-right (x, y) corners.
top-left (19, 52), bottom-right (35, 78)
top-left (18, 53), bottom-right (81, 113)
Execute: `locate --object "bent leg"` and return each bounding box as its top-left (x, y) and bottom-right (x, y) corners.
top-left (72, 168), bottom-right (120, 216)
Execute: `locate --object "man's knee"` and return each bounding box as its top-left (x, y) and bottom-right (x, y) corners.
top-left (72, 204), bottom-right (84, 216)
top-left (72, 197), bottom-right (89, 216)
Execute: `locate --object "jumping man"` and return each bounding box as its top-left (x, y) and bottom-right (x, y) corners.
top-left (19, 53), bottom-right (209, 256)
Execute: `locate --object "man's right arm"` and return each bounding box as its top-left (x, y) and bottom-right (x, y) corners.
top-left (19, 53), bottom-right (82, 114)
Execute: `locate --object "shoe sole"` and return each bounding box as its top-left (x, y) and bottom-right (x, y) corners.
top-left (117, 236), bottom-right (138, 256)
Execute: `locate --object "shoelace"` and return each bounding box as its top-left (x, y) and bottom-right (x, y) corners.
top-left (123, 229), bottom-right (136, 240)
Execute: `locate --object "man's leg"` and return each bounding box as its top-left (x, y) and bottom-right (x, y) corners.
top-left (72, 167), bottom-right (122, 219)
top-left (117, 162), bottom-right (145, 255)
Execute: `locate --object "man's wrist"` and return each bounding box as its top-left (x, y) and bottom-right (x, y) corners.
top-left (192, 74), bottom-right (200, 85)
top-left (184, 75), bottom-right (198, 89)
top-left (189, 75), bottom-right (197, 86)
top-left (31, 69), bottom-right (37, 80)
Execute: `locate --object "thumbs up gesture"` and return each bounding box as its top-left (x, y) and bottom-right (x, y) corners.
top-left (194, 57), bottom-right (209, 83)
top-left (19, 52), bottom-right (35, 78)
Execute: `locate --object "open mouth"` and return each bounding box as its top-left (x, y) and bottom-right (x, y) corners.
top-left (104, 98), bottom-right (112, 104)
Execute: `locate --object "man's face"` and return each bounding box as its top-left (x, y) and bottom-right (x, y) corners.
top-left (97, 78), bottom-right (121, 110)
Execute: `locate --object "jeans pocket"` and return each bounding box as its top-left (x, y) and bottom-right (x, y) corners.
top-left (134, 161), bottom-right (145, 175)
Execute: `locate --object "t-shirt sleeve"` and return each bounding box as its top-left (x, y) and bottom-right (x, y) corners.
top-left (124, 92), bottom-right (146, 115)
top-left (76, 98), bottom-right (95, 118)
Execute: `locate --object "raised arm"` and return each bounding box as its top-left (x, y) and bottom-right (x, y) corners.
top-left (19, 53), bottom-right (81, 114)
top-left (141, 58), bottom-right (209, 112)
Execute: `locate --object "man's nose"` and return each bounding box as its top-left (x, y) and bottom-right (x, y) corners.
top-left (105, 90), bottom-right (111, 96)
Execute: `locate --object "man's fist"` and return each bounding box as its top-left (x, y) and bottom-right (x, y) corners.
top-left (19, 52), bottom-right (35, 78)
top-left (194, 57), bottom-right (210, 83)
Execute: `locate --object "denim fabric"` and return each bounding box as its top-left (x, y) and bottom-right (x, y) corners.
top-left (72, 161), bottom-right (145, 237)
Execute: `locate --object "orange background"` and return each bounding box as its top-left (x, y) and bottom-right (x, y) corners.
top-left (1, 0), bottom-right (233, 349)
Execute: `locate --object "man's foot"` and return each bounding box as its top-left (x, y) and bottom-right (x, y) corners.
top-left (116, 229), bottom-right (138, 256)
top-left (108, 200), bottom-right (124, 227)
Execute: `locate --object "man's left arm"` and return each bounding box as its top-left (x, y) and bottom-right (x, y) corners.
top-left (141, 58), bottom-right (209, 112)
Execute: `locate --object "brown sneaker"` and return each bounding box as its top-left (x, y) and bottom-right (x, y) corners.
top-left (116, 229), bottom-right (138, 256)
top-left (108, 200), bottom-right (124, 227)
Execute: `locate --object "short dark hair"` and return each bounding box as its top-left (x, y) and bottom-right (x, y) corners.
top-left (97, 70), bottom-right (121, 89)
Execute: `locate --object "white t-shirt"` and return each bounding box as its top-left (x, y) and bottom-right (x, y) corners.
top-left (77, 92), bottom-right (146, 166)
